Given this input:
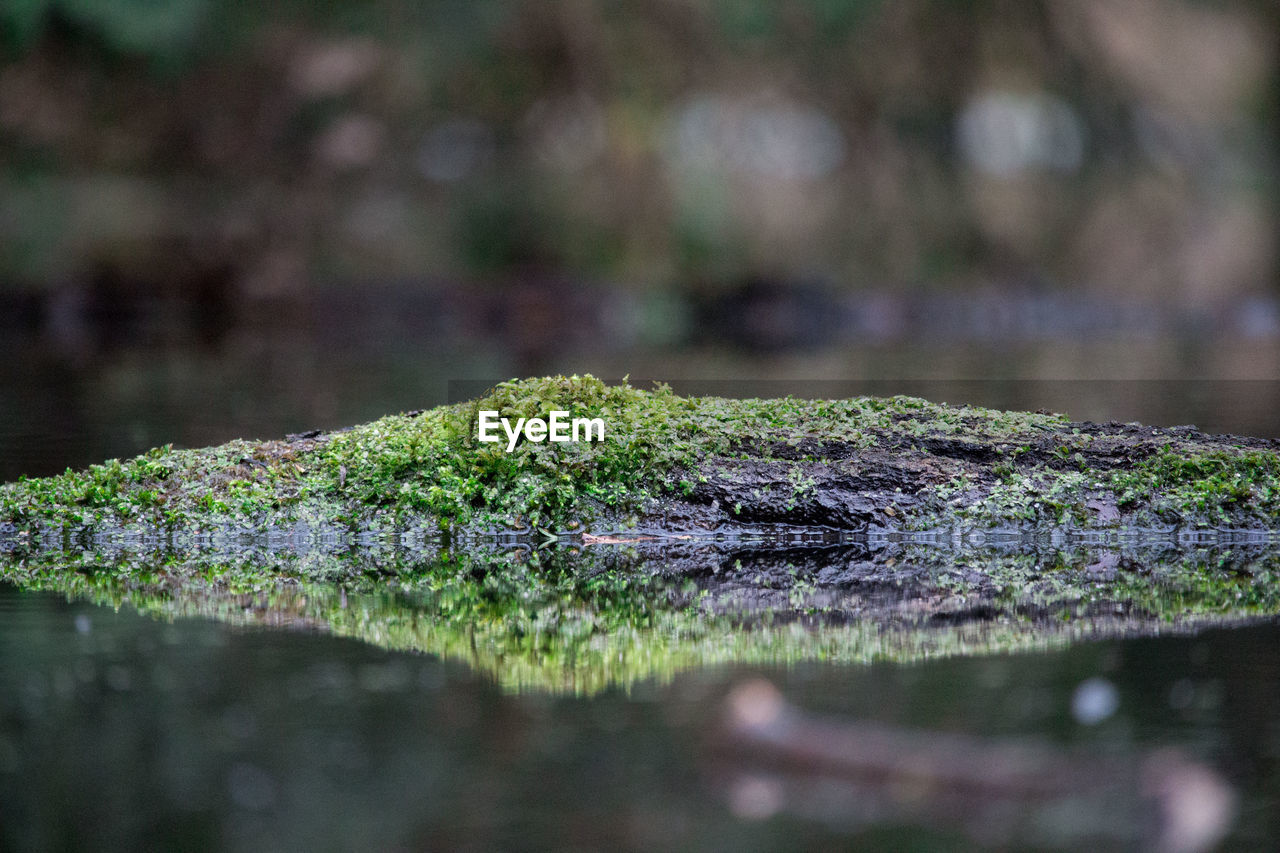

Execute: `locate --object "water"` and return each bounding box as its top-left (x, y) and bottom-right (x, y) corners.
top-left (3, 365), bottom-right (1280, 849)
top-left (2, 526), bottom-right (1279, 849)
top-left (5, 285), bottom-right (1280, 483)
top-left (1, 583), bottom-right (1276, 849)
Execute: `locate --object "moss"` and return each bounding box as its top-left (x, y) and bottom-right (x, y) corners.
top-left (6, 377), bottom-right (1279, 693)
top-left (3, 375), bottom-right (1279, 534)
top-left (1111, 448), bottom-right (1280, 524)
top-left (6, 540), bottom-right (1280, 694)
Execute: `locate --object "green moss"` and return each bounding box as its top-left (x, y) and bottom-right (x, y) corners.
top-left (303, 375), bottom-right (693, 527)
top-left (7, 377), bottom-right (1280, 693)
top-left (0, 378), bottom-right (958, 528)
top-left (7, 540), bottom-right (1279, 695)
top-left (3, 376), bottom-right (1280, 534)
top-left (1111, 448), bottom-right (1280, 524)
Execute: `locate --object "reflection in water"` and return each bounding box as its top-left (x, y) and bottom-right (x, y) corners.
top-left (3, 527), bottom-right (1279, 694)
top-left (2, 531), bottom-right (1278, 850)
top-left (716, 678), bottom-right (1234, 852)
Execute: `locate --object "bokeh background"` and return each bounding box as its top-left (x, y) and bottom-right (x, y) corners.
top-left (2, 0), bottom-right (1279, 477)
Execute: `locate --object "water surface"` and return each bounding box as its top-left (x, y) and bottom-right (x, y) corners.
top-left (3, 528), bottom-right (1279, 849)
top-left (4, 376), bottom-right (1280, 849)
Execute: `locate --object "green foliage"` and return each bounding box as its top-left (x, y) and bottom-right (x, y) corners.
top-left (311, 375), bottom-right (687, 528)
top-left (713, 0), bottom-right (882, 43)
top-left (1112, 449), bottom-right (1280, 522)
top-left (8, 538), bottom-right (1280, 695)
top-left (0, 0), bottom-right (48, 47)
top-left (456, 190), bottom-right (550, 272)
top-left (1, 0), bottom-right (209, 61)
top-left (0, 377), bottom-right (926, 528)
top-left (4, 376), bottom-right (1280, 533)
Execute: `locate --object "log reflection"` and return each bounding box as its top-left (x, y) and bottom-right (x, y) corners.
top-left (715, 679), bottom-right (1235, 852)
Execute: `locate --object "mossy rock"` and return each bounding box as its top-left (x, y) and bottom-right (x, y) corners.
top-left (4, 375), bottom-right (1280, 537)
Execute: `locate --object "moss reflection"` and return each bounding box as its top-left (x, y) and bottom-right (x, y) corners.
top-left (3, 537), bottom-right (1278, 694)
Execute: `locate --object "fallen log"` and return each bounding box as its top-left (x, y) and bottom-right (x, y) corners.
top-left (3, 375), bottom-right (1280, 536)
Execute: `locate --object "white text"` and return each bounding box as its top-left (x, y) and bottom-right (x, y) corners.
top-left (477, 410), bottom-right (606, 451)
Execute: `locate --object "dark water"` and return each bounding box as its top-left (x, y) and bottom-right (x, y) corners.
top-left (4, 355), bottom-right (1280, 848)
top-left (2, 578), bottom-right (1278, 850)
top-left (3, 521), bottom-right (1280, 850)
top-left (4, 285), bottom-right (1280, 483)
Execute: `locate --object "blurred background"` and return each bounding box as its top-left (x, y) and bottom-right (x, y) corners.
top-left (2, 0), bottom-right (1280, 477)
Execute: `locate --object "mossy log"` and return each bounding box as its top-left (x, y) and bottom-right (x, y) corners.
top-left (5, 375), bottom-right (1280, 694)
top-left (4, 375), bottom-right (1280, 538)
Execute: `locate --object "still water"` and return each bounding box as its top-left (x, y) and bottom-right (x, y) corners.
top-left (3, 375), bottom-right (1280, 850)
top-left (2, 528), bottom-right (1280, 849)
